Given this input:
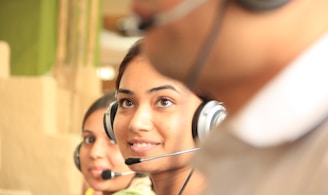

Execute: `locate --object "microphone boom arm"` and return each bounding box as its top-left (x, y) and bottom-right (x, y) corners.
top-left (140, 148), bottom-right (200, 162)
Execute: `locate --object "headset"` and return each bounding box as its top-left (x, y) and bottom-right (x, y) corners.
top-left (119, 0), bottom-right (291, 36)
top-left (73, 142), bottom-right (83, 171)
top-left (103, 100), bottom-right (227, 144)
top-left (235, 0), bottom-right (291, 12)
top-left (73, 141), bottom-right (136, 179)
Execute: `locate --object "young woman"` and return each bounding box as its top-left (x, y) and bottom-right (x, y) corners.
top-left (75, 92), bottom-right (155, 195)
top-left (107, 39), bottom-right (225, 195)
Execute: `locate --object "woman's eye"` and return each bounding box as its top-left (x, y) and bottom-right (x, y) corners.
top-left (157, 98), bottom-right (174, 108)
top-left (83, 137), bottom-right (95, 144)
top-left (120, 99), bottom-right (134, 108)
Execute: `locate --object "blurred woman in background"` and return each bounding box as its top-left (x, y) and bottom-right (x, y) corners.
top-left (74, 92), bottom-right (155, 195)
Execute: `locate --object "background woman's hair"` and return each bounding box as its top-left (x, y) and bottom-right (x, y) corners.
top-left (81, 92), bottom-right (116, 129)
top-left (115, 38), bottom-right (143, 89)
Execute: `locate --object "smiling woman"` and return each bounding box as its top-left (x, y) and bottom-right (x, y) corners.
top-left (103, 39), bottom-right (226, 195)
top-left (74, 92), bottom-right (155, 195)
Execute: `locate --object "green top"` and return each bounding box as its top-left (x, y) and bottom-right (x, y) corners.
top-left (113, 176), bottom-right (156, 195)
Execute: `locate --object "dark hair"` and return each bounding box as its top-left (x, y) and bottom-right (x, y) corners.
top-left (115, 38), bottom-right (209, 100)
top-left (115, 39), bottom-right (143, 89)
top-left (82, 92), bottom-right (116, 129)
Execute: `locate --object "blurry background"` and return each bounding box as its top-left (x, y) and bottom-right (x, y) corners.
top-left (0, 0), bottom-right (139, 194)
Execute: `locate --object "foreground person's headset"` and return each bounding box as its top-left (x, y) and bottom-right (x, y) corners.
top-left (235, 0), bottom-right (291, 11)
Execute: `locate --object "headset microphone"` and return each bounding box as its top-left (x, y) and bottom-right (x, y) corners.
top-left (101, 170), bottom-right (135, 180)
top-left (125, 148), bottom-right (200, 165)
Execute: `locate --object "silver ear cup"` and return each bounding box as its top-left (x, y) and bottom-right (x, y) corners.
top-left (73, 143), bottom-right (82, 171)
top-left (196, 100), bottom-right (227, 142)
top-left (103, 101), bottom-right (118, 144)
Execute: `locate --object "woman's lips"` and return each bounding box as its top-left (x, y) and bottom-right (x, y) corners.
top-left (89, 166), bottom-right (106, 177)
top-left (128, 139), bottom-right (160, 154)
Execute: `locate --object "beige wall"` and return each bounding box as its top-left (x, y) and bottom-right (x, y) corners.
top-left (0, 1), bottom-right (133, 194)
top-left (0, 41), bottom-right (102, 194)
top-left (102, 0), bottom-right (131, 15)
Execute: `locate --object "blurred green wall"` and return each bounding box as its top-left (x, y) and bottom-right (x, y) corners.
top-left (0, 0), bottom-right (58, 75)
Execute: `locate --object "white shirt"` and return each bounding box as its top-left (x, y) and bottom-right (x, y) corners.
top-left (228, 33), bottom-right (328, 147)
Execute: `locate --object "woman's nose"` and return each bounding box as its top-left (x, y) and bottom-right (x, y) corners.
top-left (128, 105), bottom-right (154, 133)
top-left (90, 140), bottom-right (106, 159)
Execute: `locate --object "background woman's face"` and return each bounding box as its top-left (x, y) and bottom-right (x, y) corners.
top-left (114, 56), bottom-right (202, 173)
top-left (80, 108), bottom-right (133, 192)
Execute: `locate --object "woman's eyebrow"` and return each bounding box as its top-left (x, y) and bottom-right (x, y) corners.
top-left (81, 129), bottom-right (93, 134)
top-left (117, 85), bottom-right (180, 95)
top-left (117, 88), bottom-right (134, 95)
top-left (148, 85), bottom-right (180, 94)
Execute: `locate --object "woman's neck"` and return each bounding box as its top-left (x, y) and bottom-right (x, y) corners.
top-left (150, 166), bottom-right (206, 195)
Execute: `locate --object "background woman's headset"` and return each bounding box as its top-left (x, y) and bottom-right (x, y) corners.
top-left (73, 142), bottom-right (82, 171)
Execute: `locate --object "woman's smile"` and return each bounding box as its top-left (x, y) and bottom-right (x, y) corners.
top-left (128, 139), bottom-right (160, 154)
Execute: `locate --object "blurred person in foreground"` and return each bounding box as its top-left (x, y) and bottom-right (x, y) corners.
top-left (127, 0), bottom-right (328, 194)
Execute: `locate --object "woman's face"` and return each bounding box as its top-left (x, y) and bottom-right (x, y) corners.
top-left (114, 56), bottom-right (202, 173)
top-left (80, 108), bottom-right (133, 192)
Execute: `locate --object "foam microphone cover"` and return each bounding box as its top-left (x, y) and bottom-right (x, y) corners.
top-left (102, 170), bottom-right (114, 179)
top-left (125, 158), bottom-right (141, 165)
